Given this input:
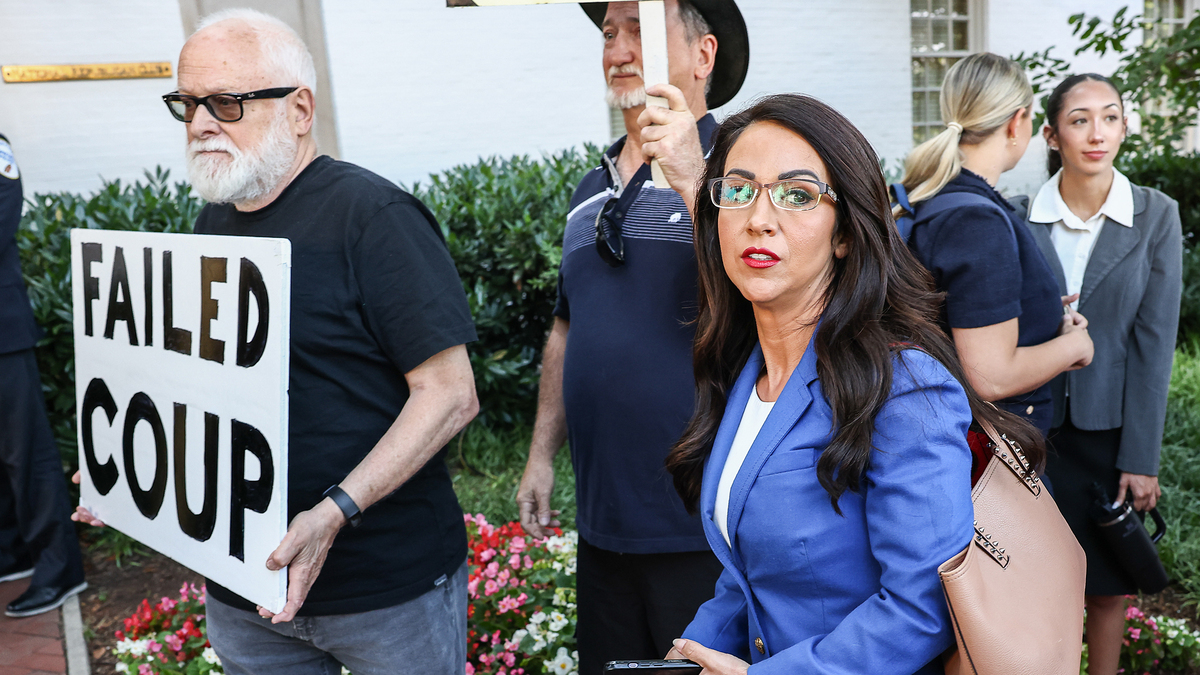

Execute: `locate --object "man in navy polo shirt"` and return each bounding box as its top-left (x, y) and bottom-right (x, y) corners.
top-left (516, 2), bottom-right (749, 673)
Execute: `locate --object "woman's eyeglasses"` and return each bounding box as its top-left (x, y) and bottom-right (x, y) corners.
top-left (707, 176), bottom-right (838, 212)
top-left (162, 87), bottom-right (298, 123)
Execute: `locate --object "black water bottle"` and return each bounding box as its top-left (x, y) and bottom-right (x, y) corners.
top-left (1087, 482), bottom-right (1170, 594)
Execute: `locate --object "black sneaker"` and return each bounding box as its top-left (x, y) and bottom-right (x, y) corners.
top-left (4, 581), bottom-right (88, 618)
top-left (0, 562), bottom-right (33, 584)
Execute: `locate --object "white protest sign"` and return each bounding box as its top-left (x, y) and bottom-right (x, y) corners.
top-left (71, 229), bottom-right (290, 613)
top-left (449, 0), bottom-right (672, 187)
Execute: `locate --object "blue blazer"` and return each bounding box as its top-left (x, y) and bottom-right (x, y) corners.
top-left (681, 339), bottom-right (975, 675)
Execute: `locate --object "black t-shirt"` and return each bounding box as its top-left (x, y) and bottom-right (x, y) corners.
top-left (907, 169), bottom-right (1061, 433)
top-left (195, 156), bottom-right (477, 615)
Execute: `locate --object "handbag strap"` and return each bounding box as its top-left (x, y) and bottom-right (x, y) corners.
top-left (972, 414), bottom-right (1041, 496)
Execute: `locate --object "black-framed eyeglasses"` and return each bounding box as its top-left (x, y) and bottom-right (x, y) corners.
top-left (162, 87), bottom-right (298, 123)
top-left (707, 176), bottom-right (838, 212)
top-left (595, 197), bottom-right (624, 267)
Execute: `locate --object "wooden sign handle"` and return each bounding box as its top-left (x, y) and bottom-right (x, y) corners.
top-left (638, 0), bottom-right (670, 189)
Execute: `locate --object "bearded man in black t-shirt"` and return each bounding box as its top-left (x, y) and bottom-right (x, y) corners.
top-left (74, 9), bottom-right (478, 674)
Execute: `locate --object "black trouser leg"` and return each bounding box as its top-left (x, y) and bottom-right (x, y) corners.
top-left (0, 349), bottom-right (83, 587)
top-left (575, 535), bottom-right (723, 675)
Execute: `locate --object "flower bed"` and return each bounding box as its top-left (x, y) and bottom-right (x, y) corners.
top-left (107, 516), bottom-right (579, 675)
top-left (112, 583), bottom-right (219, 674)
top-left (465, 514), bottom-right (578, 675)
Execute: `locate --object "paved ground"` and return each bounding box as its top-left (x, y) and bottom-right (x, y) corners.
top-left (0, 578), bottom-right (66, 675)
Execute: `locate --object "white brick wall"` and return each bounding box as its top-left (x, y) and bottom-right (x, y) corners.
top-left (323, 0), bottom-right (913, 188)
top-left (0, 0), bottom-right (187, 198)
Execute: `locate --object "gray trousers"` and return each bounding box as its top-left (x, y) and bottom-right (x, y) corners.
top-left (207, 560), bottom-right (468, 675)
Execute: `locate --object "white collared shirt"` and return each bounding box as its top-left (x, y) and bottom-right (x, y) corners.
top-left (714, 384), bottom-right (775, 547)
top-left (1029, 168), bottom-right (1134, 310)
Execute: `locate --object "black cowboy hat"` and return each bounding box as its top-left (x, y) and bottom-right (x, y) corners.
top-left (581, 1), bottom-right (749, 109)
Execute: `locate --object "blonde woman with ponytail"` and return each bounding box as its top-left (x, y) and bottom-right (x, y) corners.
top-left (897, 52), bottom-right (1093, 436)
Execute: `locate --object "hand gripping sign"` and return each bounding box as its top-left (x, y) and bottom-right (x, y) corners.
top-left (72, 229), bottom-right (290, 613)
top-left (449, 0), bottom-right (673, 188)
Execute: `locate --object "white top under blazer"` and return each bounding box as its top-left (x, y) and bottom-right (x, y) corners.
top-left (714, 384), bottom-right (775, 547)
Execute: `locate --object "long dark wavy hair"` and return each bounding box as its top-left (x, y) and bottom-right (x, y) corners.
top-left (666, 94), bottom-right (1045, 514)
top-left (1045, 73), bottom-right (1123, 176)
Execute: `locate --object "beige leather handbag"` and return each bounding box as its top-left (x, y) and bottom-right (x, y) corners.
top-left (939, 418), bottom-right (1087, 675)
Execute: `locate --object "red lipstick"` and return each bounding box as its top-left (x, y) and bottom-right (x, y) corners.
top-left (742, 247), bottom-right (779, 269)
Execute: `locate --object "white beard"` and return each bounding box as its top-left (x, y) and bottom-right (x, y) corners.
top-left (605, 64), bottom-right (647, 110)
top-left (186, 107), bottom-right (298, 206)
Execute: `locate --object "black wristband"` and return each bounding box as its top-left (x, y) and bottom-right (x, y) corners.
top-left (323, 485), bottom-right (362, 528)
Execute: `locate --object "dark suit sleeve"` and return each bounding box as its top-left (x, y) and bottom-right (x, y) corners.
top-left (1117, 195), bottom-right (1182, 475)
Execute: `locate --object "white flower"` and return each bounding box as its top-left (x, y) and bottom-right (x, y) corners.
top-left (533, 638), bottom-right (548, 652)
top-left (341, 668), bottom-right (351, 675)
top-left (549, 611), bottom-right (568, 631)
top-left (202, 647), bottom-right (221, 665)
top-left (530, 611), bottom-right (547, 624)
top-left (547, 630), bottom-right (559, 642)
top-left (115, 663), bottom-right (129, 673)
top-left (513, 629), bottom-right (528, 643)
top-left (548, 646), bottom-right (575, 675)
top-left (552, 561), bottom-right (563, 571)
top-left (124, 639), bottom-right (150, 657)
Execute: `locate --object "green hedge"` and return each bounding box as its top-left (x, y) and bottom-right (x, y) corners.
top-left (1159, 338), bottom-right (1200, 607)
top-left (410, 145), bottom-right (601, 428)
top-left (17, 168), bottom-right (200, 466)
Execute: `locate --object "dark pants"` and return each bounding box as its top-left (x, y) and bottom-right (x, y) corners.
top-left (0, 349), bottom-right (83, 588)
top-left (576, 535), bottom-right (723, 675)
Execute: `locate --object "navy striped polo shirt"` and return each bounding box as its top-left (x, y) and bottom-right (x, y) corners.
top-left (553, 114), bottom-right (716, 554)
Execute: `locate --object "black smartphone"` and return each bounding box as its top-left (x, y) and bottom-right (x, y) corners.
top-left (604, 659), bottom-right (703, 673)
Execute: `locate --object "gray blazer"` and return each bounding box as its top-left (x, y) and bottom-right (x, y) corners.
top-left (1011, 185), bottom-right (1182, 476)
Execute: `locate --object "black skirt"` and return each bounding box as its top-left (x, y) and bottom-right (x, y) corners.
top-left (1046, 409), bottom-right (1139, 596)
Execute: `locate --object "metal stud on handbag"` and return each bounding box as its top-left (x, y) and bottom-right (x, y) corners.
top-left (938, 418), bottom-right (1087, 675)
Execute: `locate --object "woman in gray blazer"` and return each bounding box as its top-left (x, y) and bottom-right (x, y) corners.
top-left (1017, 73), bottom-right (1182, 675)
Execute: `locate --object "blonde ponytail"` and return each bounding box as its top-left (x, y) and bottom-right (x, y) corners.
top-left (895, 53), bottom-right (1033, 215)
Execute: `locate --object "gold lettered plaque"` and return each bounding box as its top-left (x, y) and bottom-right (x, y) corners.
top-left (2, 62), bottom-right (173, 83)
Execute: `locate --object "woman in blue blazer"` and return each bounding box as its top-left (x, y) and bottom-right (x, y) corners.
top-left (662, 95), bottom-right (1047, 674)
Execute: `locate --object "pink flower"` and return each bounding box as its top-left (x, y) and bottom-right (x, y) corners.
top-left (484, 579), bottom-right (499, 596)
top-left (498, 569), bottom-right (511, 584)
top-left (1129, 628), bottom-right (1141, 641)
top-left (502, 652), bottom-right (516, 667)
top-left (157, 597), bottom-right (177, 612)
top-left (139, 665), bottom-right (153, 675)
top-left (466, 663), bottom-right (475, 675)
top-left (485, 562), bottom-right (500, 578)
top-left (480, 549), bottom-right (496, 562)
top-left (498, 596), bottom-right (521, 613)
top-left (524, 556), bottom-right (533, 569)
top-left (509, 554), bottom-right (522, 569)
top-left (473, 513), bottom-right (489, 527)
top-left (148, 640), bottom-right (162, 653)
top-left (164, 633), bottom-right (184, 651)
top-left (468, 578), bottom-right (479, 596)
top-left (509, 538), bottom-right (526, 553)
